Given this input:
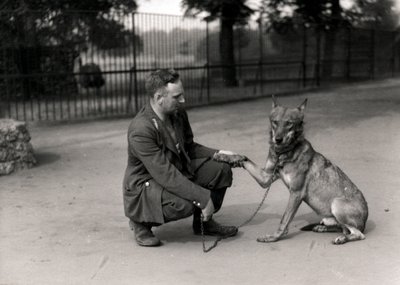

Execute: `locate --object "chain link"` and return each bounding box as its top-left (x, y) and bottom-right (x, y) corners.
top-left (201, 163), bottom-right (279, 253)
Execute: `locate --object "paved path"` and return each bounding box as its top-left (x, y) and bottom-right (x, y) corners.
top-left (1, 79), bottom-right (400, 285)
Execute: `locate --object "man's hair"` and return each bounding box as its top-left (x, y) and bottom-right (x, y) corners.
top-left (145, 69), bottom-right (180, 98)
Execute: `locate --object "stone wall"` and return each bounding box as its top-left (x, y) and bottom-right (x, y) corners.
top-left (0, 119), bottom-right (36, 175)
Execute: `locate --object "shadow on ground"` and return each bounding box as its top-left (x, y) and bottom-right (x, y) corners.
top-left (34, 152), bottom-right (61, 166)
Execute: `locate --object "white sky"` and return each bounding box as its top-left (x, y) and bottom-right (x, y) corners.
top-left (137, 0), bottom-right (183, 15)
top-left (136, 0), bottom-right (400, 18)
top-left (137, 0), bottom-right (261, 15)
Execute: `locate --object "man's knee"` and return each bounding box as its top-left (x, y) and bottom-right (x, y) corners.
top-left (220, 162), bottom-right (233, 181)
top-left (162, 190), bottom-right (194, 223)
top-left (212, 162), bottom-right (232, 189)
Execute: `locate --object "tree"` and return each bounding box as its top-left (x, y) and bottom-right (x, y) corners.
top-left (182, 0), bottom-right (254, 86)
top-left (0, 0), bottom-right (138, 98)
top-left (262, 0), bottom-right (344, 79)
top-left (348, 0), bottom-right (400, 30)
top-left (261, 0), bottom-right (399, 79)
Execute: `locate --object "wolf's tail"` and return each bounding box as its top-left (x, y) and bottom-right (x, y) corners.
top-left (300, 223), bottom-right (320, 231)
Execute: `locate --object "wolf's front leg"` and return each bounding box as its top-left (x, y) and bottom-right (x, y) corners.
top-left (257, 192), bottom-right (303, 243)
top-left (242, 157), bottom-right (278, 188)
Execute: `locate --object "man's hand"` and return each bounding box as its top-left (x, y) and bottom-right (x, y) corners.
top-left (201, 198), bottom-right (215, 221)
top-left (213, 150), bottom-right (248, 168)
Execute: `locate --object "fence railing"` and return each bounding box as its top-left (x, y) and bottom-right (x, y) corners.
top-left (1, 11), bottom-right (399, 121)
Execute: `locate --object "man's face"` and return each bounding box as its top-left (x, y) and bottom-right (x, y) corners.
top-left (159, 80), bottom-right (185, 114)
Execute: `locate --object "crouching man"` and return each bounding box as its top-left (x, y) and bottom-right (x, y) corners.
top-left (123, 69), bottom-right (238, 246)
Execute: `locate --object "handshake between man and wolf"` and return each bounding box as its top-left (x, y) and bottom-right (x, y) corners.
top-left (214, 96), bottom-right (368, 245)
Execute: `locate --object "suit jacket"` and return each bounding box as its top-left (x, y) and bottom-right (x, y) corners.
top-left (123, 103), bottom-right (217, 224)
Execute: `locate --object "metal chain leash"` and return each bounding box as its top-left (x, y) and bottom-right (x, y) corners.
top-left (200, 163), bottom-right (279, 253)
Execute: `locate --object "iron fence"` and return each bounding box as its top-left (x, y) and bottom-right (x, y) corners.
top-left (1, 11), bottom-right (399, 121)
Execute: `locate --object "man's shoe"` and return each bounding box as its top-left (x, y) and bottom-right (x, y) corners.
top-left (193, 218), bottom-right (238, 237)
top-left (129, 220), bottom-right (161, 247)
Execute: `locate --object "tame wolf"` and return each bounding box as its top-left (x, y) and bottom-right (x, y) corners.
top-left (241, 96), bottom-right (368, 245)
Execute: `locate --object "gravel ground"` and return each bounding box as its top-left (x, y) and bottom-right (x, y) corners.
top-left (1, 78), bottom-right (400, 285)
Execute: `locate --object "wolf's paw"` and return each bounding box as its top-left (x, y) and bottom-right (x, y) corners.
top-left (313, 225), bottom-right (329, 232)
top-left (256, 235), bottom-right (280, 243)
top-left (333, 235), bottom-right (348, 245)
top-left (213, 152), bottom-right (247, 168)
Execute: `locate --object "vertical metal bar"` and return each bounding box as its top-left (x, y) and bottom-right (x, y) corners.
top-left (3, 48), bottom-right (11, 118)
top-left (119, 13), bottom-right (124, 114)
top-left (79, 63), bottom-right (84, 118)
top-left (258, 16), bottom-right (264, 95)
top-left (73, 72), bottom-right (78, 119)
top-left (132, 12), bottom-right (139, 113)
top-left (85, 85), bottom-right (90, 117)
top-left (59, 74), bottom-right (64, 120)
top-left (237, 26), bottom-right (242, 81)
top-left (110, 12), bottom-right (121, 114)
top-left (206, 20), bottom-right (210, 103)
top-left (128, 13), bottom-right (133, 114)
top-left (346, 26), bottom-right (352, 81)
top-left (370, 29), bottom-right (375, 79)
top-left (5, 76), bottom-right (11, 119)
top-left (98, 13), bottom-right (103, 116)
top-left (14, 78), bottom-right (19, 120)
top-left (391, 30), bottom-right (396, 77)
top-left (106, 13), bottom-right (112, 116)
top-left (122, 14), bottom-right (127, 115)
top-left (52, 76), bottom-right (56, 120)
top-left (45, 79), bottom-right (49, 120)
top-left (302, 24), bottom-right (307, 87)
top-left (316, 25), bottom-right (321, 87)
top-left (22, 76), bottom-right (27, 121)
top-left (96, 13), bottom-right (100, 116)
top-left (29, 75), bottom-right (34, 120)
top-left (37, 78), bottom-right (41, 120)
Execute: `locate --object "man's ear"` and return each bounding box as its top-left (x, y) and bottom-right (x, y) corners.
top-left (298, 98), bottom-right (308, 113)
top-left (271, 95), bottom-right (279, 108)
top-left (154, 91), bottom-right (164, 104)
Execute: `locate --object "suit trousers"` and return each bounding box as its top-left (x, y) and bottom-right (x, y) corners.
top-left (162, 158), bottom-right (232, 223)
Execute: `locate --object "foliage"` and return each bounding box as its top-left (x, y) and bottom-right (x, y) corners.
top-left (182, 0), bottom-right (254, 24)
top-left (182, 0), bottom-right (255, 86)
top-left (0, 0), bottom-right (138, 98)
top-left (261, 0), bottom-right (345, 33)
top-left (347, 0), bottom-right (400, 30)
top-left (0, 0), bottom-right (138, 50)
top-left (261, 0), bottom-right (400, 32)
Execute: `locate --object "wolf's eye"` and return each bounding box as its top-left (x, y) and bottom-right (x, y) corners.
top-left (271, 120), bottom-right (278, 127)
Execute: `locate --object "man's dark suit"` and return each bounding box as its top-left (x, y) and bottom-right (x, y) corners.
top-left (123, 103), bottom-right (232, 225)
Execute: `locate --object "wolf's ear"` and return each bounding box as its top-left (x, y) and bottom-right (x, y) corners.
top-left (298, 98), bottom-right (308, 113)
top-left (272, 95), bottom-right (279, 108)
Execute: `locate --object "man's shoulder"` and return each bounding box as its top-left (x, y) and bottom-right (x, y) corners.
top-left (128, 109), bottom-right (156, 135)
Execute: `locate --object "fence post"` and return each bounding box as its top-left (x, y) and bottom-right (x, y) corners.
top-left (370, 29), bottom-right (375, 79)
top-left (302, 24), bottom-right (307, 88)
top-left (392, 30), bottom-right (396, 77)
top-left (237, 26), bottom-right (242, 80)
top-left (206, 20), bottom-right (210, 103)
top-left (346, 26), bottom-right (352, 81)
top-left (315, 25), bottom-right (321, 87)
top-left (258, 16), bottom-right (264, 95)
top-left (131, 12), bottom-right (139, 113)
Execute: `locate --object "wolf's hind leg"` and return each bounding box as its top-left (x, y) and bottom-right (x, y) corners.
top-left (333, 225), bottom-right (365, 245)
top-left (312, 217), bottom-right (342, 233)
top-left (331, 198), bottom-right (366, 244)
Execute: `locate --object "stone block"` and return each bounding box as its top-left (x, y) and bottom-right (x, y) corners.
top-left (0, 119), bottom-right (36, 175)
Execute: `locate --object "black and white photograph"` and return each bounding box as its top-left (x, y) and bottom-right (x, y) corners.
top-left (1, 0), bottom-right (399, 284)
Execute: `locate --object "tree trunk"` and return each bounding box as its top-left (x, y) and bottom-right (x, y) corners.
top-left (219, 17), bottom-right (238, 87)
